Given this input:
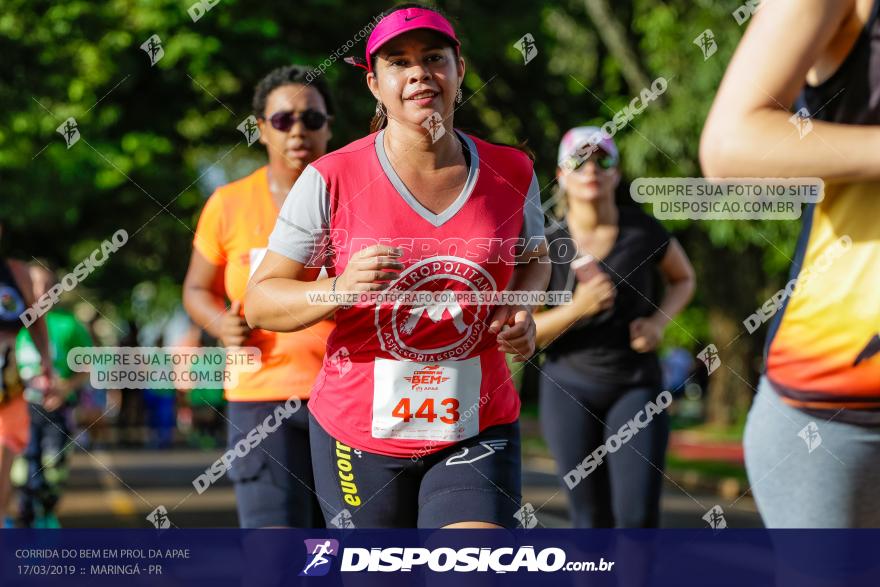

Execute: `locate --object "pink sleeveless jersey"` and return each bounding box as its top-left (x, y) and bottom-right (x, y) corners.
top-left (308, 130), bottom-right (533, 458)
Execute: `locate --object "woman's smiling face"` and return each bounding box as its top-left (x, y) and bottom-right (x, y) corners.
top-left (368, 29), bottom-right (464, 128)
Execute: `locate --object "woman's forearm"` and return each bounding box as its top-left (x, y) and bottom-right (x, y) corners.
top-left (702, 110), bottom-right (880, 182)
top-left (534, 305), bottom-right (576, 349)
top-left (182, 287), bottom-right (227, 340)
top-left (30, 315), bottom-right (53, 372)
top-left (511, 254), bottom-right (564, 348)
top-left (244, 276), bottom-right (337, 332)
top-left (650, 277), bottom-right (694, 328)
top-left (506, 254), bottom-right (551, 310)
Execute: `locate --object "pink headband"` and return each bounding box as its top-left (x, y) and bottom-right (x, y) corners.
top-left (346, 7), bottom-right (460, 72)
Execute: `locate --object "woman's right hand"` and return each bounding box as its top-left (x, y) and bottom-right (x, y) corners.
top-left (220, 300), bottom-right (252, 348)
top-left (336, 245), bottom-right (405, 292)
top-left (567, 272), bottom-right (616, 320)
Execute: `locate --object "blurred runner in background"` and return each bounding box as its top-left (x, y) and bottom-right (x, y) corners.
top-left (183, 65), bottom-right (335, 528)
top-left (73, 317), bottom-right (109, 451)
top-left (143, 335), bottom-right (176, 449)
top-left (0, 224), bottom-right (56, 528)
top-left (174, 323), bottom-right (226, 450)
top-left (14, 263), bottom-right (92, 528)
top-left (535, 128), bottom-right (695, 528)
top-left (115, 321), bottom-right (144, 446)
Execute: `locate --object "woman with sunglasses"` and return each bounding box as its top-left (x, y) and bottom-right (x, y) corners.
top-left (183, 65), bottom-right (334, 528)
top-left (244, 3), bottom-right (550, 528)
top-left (534, 127), bottom-right (695, 528)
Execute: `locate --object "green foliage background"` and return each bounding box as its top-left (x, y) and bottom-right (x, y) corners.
top-left (0, 0), bottom-right (799, 421)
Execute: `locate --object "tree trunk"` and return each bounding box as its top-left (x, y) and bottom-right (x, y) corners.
top-left (685, 227), bottom-right (766, 427)
top-left (583, 0), bottom-right (652, 91)
top-left (705, 310), bottom-right (756, 426)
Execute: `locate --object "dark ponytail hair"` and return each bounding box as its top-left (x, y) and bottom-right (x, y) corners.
top-left (369, 2), bottom-right (456, 133)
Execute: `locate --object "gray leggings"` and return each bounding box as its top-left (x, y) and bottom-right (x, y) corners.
top-left (744, 377), bottom-right (880, 528)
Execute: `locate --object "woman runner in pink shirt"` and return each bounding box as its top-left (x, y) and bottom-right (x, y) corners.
top-left (245, 3), bottom-right (550, 528)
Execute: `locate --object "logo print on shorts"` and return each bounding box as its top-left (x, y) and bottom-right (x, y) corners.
top-left (446, 439), bottom-right (508, 466)
top-left (376, 256), bottom-right (496, 361)
top-left (300, 539), bottom-right (339, 576)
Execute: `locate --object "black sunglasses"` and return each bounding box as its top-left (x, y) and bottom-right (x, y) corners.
top-left (266, 109), bottom-right (329, 132)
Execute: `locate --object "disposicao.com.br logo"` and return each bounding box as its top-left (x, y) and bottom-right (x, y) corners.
top-left (300, 539), bottom-right (340, 577)
top-left (300, 541), bottom-right (615, 574)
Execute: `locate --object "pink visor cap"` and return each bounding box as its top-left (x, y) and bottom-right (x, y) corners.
top-left (557, 126), bottom-right (620, 169)
top-left (353, 7), bottom-right (460, 72)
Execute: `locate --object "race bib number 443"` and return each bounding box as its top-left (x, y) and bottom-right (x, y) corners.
top-left (372, 357), bottom-right (481, 441)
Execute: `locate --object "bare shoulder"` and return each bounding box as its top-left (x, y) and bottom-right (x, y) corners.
top-left (807, 0), bottom-right (875, 86)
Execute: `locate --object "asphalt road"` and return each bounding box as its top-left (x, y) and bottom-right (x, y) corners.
top-left (51, 447), bottom-right (762, 529)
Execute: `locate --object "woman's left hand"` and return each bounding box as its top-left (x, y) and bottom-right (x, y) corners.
top-left (32, 369), bottom-right (64, 412)
top-left (490, 305), bottom-right (536, 363)
top-left (629, 316), bottom-right (666, 353)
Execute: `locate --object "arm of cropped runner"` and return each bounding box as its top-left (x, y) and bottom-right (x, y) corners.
top-left (700, 0), bottom-right (880, 182)
top-left (630, 239), bottom-right (695, 353)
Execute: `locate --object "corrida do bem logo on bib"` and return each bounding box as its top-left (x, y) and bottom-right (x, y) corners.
top-left (375, 256), bottom-right (497, 361)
